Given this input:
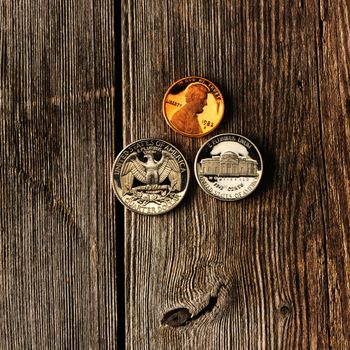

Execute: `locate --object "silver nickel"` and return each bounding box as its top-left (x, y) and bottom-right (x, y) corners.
top-left (111, 138), bottom-right (190, 215)
top-left (194, 133), bottom-right (263, 201)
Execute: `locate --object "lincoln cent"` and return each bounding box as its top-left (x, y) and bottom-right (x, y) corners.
top-left (163, 76), bottom-right (225, 138)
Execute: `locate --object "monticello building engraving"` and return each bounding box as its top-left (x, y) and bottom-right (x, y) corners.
top-left (200, 151), bottom-right (258, 177)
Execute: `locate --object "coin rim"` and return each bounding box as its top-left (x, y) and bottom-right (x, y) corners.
top-left (194, 133), bottom-right (263, 201)
top-left (111, 138), bottom-right (190, 215)
top-left (162, 76), bottom-right (225, 138)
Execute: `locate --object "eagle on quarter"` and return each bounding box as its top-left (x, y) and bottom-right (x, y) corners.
top-left (120, 150), bottom-right (182, 194)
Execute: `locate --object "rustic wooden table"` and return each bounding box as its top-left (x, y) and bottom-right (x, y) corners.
top-left (1, 1), bottom-right (349, 349)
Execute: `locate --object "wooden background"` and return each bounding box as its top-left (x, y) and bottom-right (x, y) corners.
top-left (1, 0), bottom-right (349, 349)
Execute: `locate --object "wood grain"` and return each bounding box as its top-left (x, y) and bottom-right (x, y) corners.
top-left (0, 1), bottom-right (117, 348)
top-left (1, 0), bottom-right (349, 348)
top-left (122, 0), bottom-right (350, 349)
top-left (316, 2), bottom-right (350, 348)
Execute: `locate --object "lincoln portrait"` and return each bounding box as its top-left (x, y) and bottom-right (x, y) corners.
top-left (170, 83), bottom-right (209, 134)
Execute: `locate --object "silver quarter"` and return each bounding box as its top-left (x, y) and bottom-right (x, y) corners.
top-left (194, 133), bottom-right (263, 201)
top-left (111, 139), bottom-right (190, 215)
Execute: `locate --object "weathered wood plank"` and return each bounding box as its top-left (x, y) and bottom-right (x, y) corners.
top-left (122, 0), bottom-right (349, 348)
top-left (315, 1), bottom-right (350, 348)
top-left (0, 1), bottom-right (117, 348)
top-left (1, 0), bottom-right (349, 348)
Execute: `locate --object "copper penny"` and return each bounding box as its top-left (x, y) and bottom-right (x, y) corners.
top-left (162, 76), bottom-right (224, 138)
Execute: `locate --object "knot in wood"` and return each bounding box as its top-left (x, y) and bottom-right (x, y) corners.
top-left (161, 308), bottom-right (191, 327)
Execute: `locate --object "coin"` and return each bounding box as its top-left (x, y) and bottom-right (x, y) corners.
top-left (194, 133), bottom-right (263, 201)
top-left (162, 76), bottom-right (224, 138)
top-left (111, 139), bottom-right (190, 215)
